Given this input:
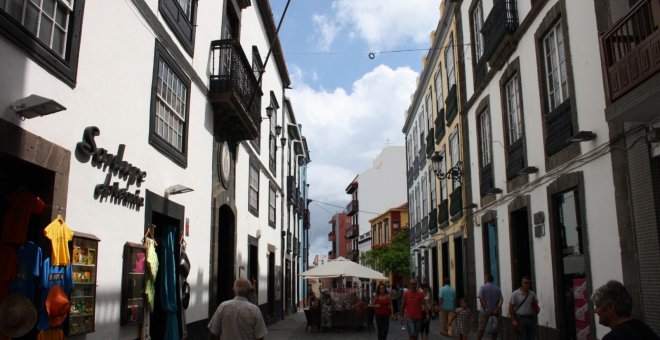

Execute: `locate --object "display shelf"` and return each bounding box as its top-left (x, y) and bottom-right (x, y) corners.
top-left (121, 242), bottom-right (147, 325)
top-left (68, 232), bottom-right (99, 336)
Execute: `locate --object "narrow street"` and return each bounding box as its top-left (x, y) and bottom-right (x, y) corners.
top-left (267, 311), bottom-right (479, 340)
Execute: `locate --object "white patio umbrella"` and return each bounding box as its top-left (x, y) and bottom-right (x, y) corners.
top-left (300, 256), bottom-right (388, 280)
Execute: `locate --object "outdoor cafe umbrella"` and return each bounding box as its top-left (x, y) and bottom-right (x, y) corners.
top-left (299, 256), bottom-right (388, 280)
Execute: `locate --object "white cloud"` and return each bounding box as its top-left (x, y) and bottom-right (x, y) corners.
top-left (312, 14), bottom-right (340, 51)
top-left (331, 0), bottom-right (439, 50)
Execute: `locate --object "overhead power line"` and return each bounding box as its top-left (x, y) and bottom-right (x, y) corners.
top-left (308, 199), bottom-right (380, 215)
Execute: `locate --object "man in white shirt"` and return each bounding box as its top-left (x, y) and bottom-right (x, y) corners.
top-left (208, 278), bottom-right (267, 340)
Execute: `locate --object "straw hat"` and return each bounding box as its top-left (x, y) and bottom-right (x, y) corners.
top-left (0, 293), bottom-right (37, 338)
top-left (45, 285), bottom-right (71, 327)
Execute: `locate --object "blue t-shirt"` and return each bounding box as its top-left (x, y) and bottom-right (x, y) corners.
top-left (478, 282), bottom-right (502, 313)
top-left (439, 284), bottom-right (456, 310)
top-left (10, 241), bottom-right (42, 301)
top-left (37, 257), bottom-right (72, 330)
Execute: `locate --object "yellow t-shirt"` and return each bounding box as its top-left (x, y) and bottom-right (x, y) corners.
top-left (44, 218), bottom-right (74, 266)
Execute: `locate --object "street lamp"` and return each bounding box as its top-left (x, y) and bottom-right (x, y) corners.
top-left (430, 151), bottom-right (463, 184)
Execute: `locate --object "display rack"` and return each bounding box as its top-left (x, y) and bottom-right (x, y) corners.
top-left (68, 232), bottom-right (100, 336)
top-left (121, 242), bottom-right (146, 325)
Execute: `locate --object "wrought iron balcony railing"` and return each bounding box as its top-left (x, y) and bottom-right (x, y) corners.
top-left (438, 199), bottom-right (449, 229)
top-left (346, 199), bottom-right (359, 216)
top-left (209, 39), bottom-right (262, 141)
top-left (345, 224), bottom-right (360, 239)
top-left (445, 84), bottom-right (458, 126)
top-left (481, 0), bottom-right (519, 65)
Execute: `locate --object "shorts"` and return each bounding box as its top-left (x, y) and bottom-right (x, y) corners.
top-left (406, 318), bottom-right (422, 336)
top-left (478, 313), bottom-right (500, 332)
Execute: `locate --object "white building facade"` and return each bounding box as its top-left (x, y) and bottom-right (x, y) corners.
top-left (0, 0), bottom-right (305, 338)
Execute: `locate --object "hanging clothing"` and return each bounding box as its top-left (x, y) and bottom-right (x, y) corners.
top-left (144, 238), bottom-right (158, 313)
top-left (158, 227), bottom-right (179, 340)
top-left (37, 258), bottom-right (72, 330)
top-left (44, 216), bottom-right (74, 266)
top-left (10, 241), bottom-right (42, 301)
top-left (36, 328), bottom-right (64, 340)
top-left (0, 191), bottom-right (45, 245)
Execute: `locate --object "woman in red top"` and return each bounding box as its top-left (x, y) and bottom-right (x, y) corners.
top-left (372, 283), bottom-right (394, 340)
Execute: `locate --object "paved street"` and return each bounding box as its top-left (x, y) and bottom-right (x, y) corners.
top-left (267, 311), bottom-right (479, 340)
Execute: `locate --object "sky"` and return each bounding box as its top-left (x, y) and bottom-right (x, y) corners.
top-left (270, 0), bottom-right (441, 260)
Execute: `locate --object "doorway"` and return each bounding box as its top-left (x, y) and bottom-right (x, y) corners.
top-left (552, 189), bottom-right (586, 340)
top-left (217, 205), bottom-right (235, 304)
top-left (510, 208), bottom-right (532, 286)
top-left (431, 246), bottom-right (439, 296)
top-left (441, 240), bottom-right (449, 285)
top-left (248, 239), bottom-right (258, 303)
top-left (454, 235), bottom-right (464, 299)
top-left (483, 221), bottom-right (500, 287)
top-left (267, 251), bottom-right (275, 320)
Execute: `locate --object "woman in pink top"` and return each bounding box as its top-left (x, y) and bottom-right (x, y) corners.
top-left (372, 283), bottom-right (393, 340)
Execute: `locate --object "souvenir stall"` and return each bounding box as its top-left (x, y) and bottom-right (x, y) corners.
top-left (0, 184), bottom-right (99, 339)
top-left (300, 257), bottom-right (387, 332)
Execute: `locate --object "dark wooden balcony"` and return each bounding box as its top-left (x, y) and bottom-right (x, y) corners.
top-left (445, 84), bottom-right (458, 127)
top-left (480, 163), bottom-right (494, 196)
top-left (481, 0), bottom-right (518, 69)
top-left (346, 199), bottom-right (359, 216)
top-left (506, 140), bottom-right (525, 179)
top-left (345, 224), bottom-right (360, 239)
top-left (421, 216), bottom-right (429, 239)
top-left (438, 199), bottom-right (449, 229)
top-left (348, 249), bottom-right (360, 262)
top-left (545, 100), bottom-right (572, 156)
top-left (449, 186), bottom-right (463, 220)
top-left (303, 209), bottom-right (310, 229)
top-left (435, 108), bottom-right (446, 141)
top-left (429, 208), bottom-right (438, 235)
top-left (601, 0), bottom-right (660, 104)
top-left (426, 128), bottom-right (435, 158)
top-left (328, 231), bottom-right (336, 242)
top-left (328, 250), bottom-right (336, 260)
top-left (209, 39), bottom-right (262, 141)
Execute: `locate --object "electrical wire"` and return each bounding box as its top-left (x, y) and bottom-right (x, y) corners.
top-left (308, 199), bottom-right (380, 215)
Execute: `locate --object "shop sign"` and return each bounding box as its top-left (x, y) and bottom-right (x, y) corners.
top-left (76, 126), bottom-right (147, 210)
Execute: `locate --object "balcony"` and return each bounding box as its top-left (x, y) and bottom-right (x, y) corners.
top-left (445, 84), bottom-right (458, 127)
top-left (209, 39), bottom-right (262, 141)
top-left (286, 231), bottom-right (292, 254)
top-left (438, 199), bottom-right (449, 229)
top-left (328, 231), bottom-right (336, 242)
top-left (346, 224), bottom-right (360, 239)
top-left (481, 0), bottom-right (519, 69)
top-left (409, 227), bottom-right (416, 245)
top-left (415, 222), bottom-right (422, 243)
top-left (328, 250), bottom-right (336, 260)
top-left (545, 100), bottom-right (572, 156)
top-left (303, 209), bottom-right (310, 229)
top-left (348, 249), bottom-right (360, 262)
top-left (421, 216), bottom-right (429, 239)
top-left (346, 199), bottom-right (359, 216)
top-left (435, 108), bottom-right (446, 142)
top-left (429, 208), bottom-right (438, 235)
top-left (601, 0), bottom-right (660, 104)
top-left (449, 186), bottom-right (464, 220)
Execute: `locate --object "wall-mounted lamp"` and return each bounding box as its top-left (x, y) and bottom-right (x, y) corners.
top-left (464, 203), bottom-right (478, 210)
top-left (165, 184), bottom-right (194, 197)
top-left (261, 106), bottom-right (274, 122)
top-left (486, 187), bottom-right (503, 195)
top-left (10, 94), bottom-right (66, 119)
top-left (280, 137), bottom-right (287, 147)
top-left (518, 166), bottom-right (539, 175)
top-left (431, 151), bottom-right (463, 184)
top-left (275, 125), bottom-right (282, 136)
top-left (568, 131), bottom-right (596, 143)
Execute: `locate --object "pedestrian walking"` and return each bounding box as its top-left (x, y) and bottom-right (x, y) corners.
top-left (208, 278), bottom-right (268, 340)
top-left (390, 283), bottom-right (401, 317)
top-left (476, 274), bottom-right (503, 340)
top-left (372, 283), bottom-right (394, 340)
top-left (400, 279), bottom-right (430, 340)
top-left (420, 282), bottom-right (433, 340)
top-left (438, 277), bottom-right (456, 336)
top-left (450, 298), bottom-right (474, 340)
top-left (591, 280), bottom-right (660, 340)
top-left (508, 276), bottom-right (540, 340)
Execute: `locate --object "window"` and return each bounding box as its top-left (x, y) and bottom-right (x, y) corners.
top-left (425, 92), bottom-right (433, 132)
top-left (268, 184), bottom-right (276, 227)
top-left (413, 127), bottom-right (418, 155)
top-left (479, 110), bottom-right (492, 167)
top-left (415, 185), bottom-right (421, 224)
top-left (249, 161), bottom-right (259, 215)
top-left (483, 221), bottom-right (500, 286)
top-left (0, 0), bottom-right (85, 86)
top-left (505, 74), bottom-right (523, 144)
top-left (445, 34), bottom-right (456, 87)
top-left (409, 193), bottom-right (415, 224)
top-left (385, 222), bottom-right (390, 243)
top-left (159, 0), bottom-right (197, 55)
top-left (472, 0), bottom-right (484, 61)
top-left (449, 129), bottom-right (460, 189)
top-left (430, 172), bottom-right (437, 207)
top-left (268, 99), bottom-right (277, 173)
top-left (421, 175), bottom-right (428, 217)
top-left (434, 70), bottom-right (444, 111)
top-left (407, 137), bottom-right (413, 169)
top-left (149, 42), bottom-right (190, 167)
top-left (440, 147), bottom-right (448, 200)
top-left (543, 21), bottom-right (569, 111)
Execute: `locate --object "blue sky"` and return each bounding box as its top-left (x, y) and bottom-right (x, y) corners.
top-left (270, 0), bottom-right (441, 258)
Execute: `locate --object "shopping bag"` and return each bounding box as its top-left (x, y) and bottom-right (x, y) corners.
top-left (485, 315), bottom-right (498, 334)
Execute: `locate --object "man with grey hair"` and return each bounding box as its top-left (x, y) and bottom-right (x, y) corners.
top-left (208, 278), bottom-right (268, 340)
top-left (591, 280), bottom-right (659, 340)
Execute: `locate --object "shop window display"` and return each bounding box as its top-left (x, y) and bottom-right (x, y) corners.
top-left (121, 242), bottom-right (147, 325)
top-left (68, 232), bottom-right (99, 335)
